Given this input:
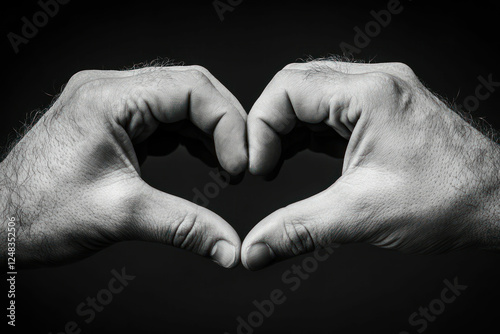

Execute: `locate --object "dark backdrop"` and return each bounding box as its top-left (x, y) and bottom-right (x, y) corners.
top-left (2, 0), bottom-right (500, 333)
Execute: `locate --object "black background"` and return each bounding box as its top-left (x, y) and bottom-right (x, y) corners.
top-left (2, 0), bottom-right (500, 333)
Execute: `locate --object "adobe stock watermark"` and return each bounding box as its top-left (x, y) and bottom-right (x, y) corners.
top-left (48, 267), bottom-right (135, 334)
top-left (452, 74), bottom-right (500, 113)
top-left (224, 245), bottom-right (339, 334)
top-left (6, 216), bottom-right (17, 327)
top-left (399, 277), bottom-right (467, 334)
top-left (7, 0), bottom-right (70, 54)
top-left (339, 0), bottom-right (411, 55)
top-left (192, 168), bottom-right (231, 207)
top-left (213, 0), bottom-right (243, 21)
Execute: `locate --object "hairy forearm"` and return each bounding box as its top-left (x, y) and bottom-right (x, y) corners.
top-left (452, 111), bottom-right (500, 249)
top-left (0, 148), bottom-right (28, 267)
top-left (471, 136), bottom-right (500, 250)
top-left (0, 117), bottom-right (51, 267)
top-left (1, 160), bottom-right (18, 267)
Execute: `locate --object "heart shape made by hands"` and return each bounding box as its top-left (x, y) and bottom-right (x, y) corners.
top-left (8, 60), bottom-right (491, 271)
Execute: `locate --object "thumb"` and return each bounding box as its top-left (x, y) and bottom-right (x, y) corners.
top-left (241, 173), bottom-right (382, 270)
top-left (122, 181), bottom-right (241, 268)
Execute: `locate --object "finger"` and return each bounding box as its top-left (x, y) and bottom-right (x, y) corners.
top-left (96, 66), bottom-right (248, 175)
top-left (241, 173), bottom-right (382, 270)
top-left (167, 66), bottom-right (248, 120)
top-left (247, 67), bottom-right (355, 175)
top-left (285, 60), bottom-right (416, 81)
top-left (123, 181), bottom-right (241, 268)
top-left (82, 66), bottom-right (248, 120)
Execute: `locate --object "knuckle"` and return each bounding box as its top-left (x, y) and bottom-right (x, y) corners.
top-left (184, 66), bottom-right (211, 84)
top-left (64, 71), bottom-right (110, 104)
top-left (367, 71), bottom-right (398, 86)
top-left (387, 62), bottom-right (416, 79)
top-left (169, 211), bottom-right (200, 251)
top-left (370, 232), bottom-right (407, 250)
top-left (362, 71), bottom-right (411, 105)
top-left (276, 68), bottom-right (296, 78)
top-left (283, 63), bottom-right (304, 71)
top-left (120, 84), bottom-right (153, 111)
top-left (187, 65), bottom-right (211, 76)
top-left (282, 214), bottom-right (316, 255)
top-left (67, 70), bottom-right (91, 85)
top-left (66, 70), bottom-right (102, 91)
top-left (272, 68), bottom-right (299, 85)
top-left (71, 78), bottom-right (107, 104)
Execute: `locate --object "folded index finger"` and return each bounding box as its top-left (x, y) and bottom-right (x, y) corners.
top-left (247, 67), bottom-right (337, 175)
top-left (110, 66), bottom-right (248, 175)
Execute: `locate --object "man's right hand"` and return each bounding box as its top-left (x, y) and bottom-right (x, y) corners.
top-left (242, 60), bottom-right (500, 270)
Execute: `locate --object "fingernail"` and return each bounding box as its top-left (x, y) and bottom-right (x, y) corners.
top-left (211, 240), bottom-right (236, 268)
top-left (246, 243), bottom-right (275, 270)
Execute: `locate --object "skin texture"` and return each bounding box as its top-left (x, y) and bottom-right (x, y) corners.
top-left (242, 60), bottom-right (500, 270)
top-left (0, 66), bottom-right (247, 268)
top-left (1, 60), bottom-right (499, 270)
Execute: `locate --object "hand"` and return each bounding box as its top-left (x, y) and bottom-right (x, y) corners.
top-left (0, 66), bottom-right (247, 268)
top-left (242, 60), bottom-right (500, 270)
